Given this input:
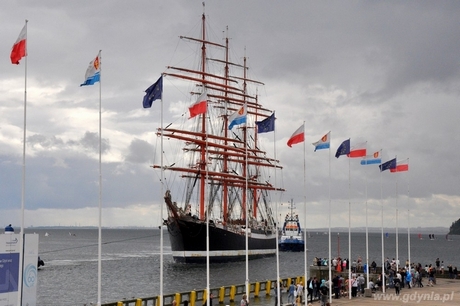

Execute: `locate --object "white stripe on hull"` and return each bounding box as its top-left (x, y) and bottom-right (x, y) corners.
top-left (172, 248), bottom-right (275, 258)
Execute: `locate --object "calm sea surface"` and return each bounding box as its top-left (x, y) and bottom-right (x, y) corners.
top-left (28, 228), bottom-right (459, 306)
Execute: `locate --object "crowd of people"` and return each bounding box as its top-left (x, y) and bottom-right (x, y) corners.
top-left (271, 256), bottom-right (459, 305)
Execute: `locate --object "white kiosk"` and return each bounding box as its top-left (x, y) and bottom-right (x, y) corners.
top-left (0, 225), bottom-right (38, 306)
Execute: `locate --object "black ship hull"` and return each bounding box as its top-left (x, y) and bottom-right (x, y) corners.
top-left (167, 216), bottom-right (276, 263)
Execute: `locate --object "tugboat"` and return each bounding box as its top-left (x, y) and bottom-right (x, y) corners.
top-left (279, 200), bottom-right (305, 252)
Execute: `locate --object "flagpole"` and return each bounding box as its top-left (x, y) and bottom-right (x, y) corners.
top-left (97, 49), bottom-right (102, 306)
top-left (328, 133), bottom-right (332, 304)
top-left (273, 112), bottom-right (281, 306)
top-left (245, 104), bottom-right (249, 298)
top-left (205, 108), bottom-right (210, 306)
top-left (348, 157), bottom-right (351, 299)
top-left (303, 122), bottom-right (307, 306)
top-left (407, 181), bottom-right (410, 269)
top-left (407, 158), bottom-right (411, 269)
top-left (365, 164), bottom-right (369, 288)
top-left (18, 19), bottom-right (28, 306)
top-left (160, 74), bottom-right (164, 306)
top-left (395, 173), bottom-right (399, 271)
top-left (380, 166), bottom-right (385, 293)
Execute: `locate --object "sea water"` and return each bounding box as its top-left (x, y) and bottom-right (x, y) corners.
top-left (30, 228), bottom-right (459, 305)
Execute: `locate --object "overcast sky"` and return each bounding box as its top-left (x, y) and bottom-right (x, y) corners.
top-left (1, 1), bottom-right (459, 230)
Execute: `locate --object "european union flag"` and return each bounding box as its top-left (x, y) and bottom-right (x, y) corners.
top-left (335, 139), bottom-right (350, 158)
top-left (143, 76), bottom-right (163, 108)
top-left (255, 113), bottom-right (275, 133)
top-left (379, 158), bottom-right (397, 172)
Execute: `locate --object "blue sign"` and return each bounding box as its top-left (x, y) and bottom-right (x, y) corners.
top-left (0, 253), bottom-right (19, 294)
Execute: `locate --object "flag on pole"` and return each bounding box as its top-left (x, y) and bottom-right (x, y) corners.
top-left (312, 132), bottom-right (330, 151)
top-left (335, 139), bottom-right (350, 158)
top-left (287, 124), bottom-right (304, 147)
top-left (347, 142), bottom-right (367, 158)
top-left (390, 159), bottom-right (409, 172)
top-left (379, 158), bottom-right (397, 172)
top-left (228, 104), bottom-right (247, 130)
top-left (255, 113), bottom-right (275, 133)
top-left (189, 91), bottom-right (207, 118)
top-left (80, 51), bottom-right (101, 86)
top-left (142, 76), bottom-right (163, 108)
top-left (11, 24), bottom-right (27, 65)
top-left (360, 150), bottom-right (382, 165)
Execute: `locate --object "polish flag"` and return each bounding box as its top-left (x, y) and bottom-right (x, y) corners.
top-left (11, 24), bottom-right (27, 65)
top-left (347, 142), bottom-right (367, 158)
top-left (390, 162), bottom-right (409, 173)
top-left (287, 124), bottom-right (305, 147)
top-left (189, 92), bottom-right (207, 118)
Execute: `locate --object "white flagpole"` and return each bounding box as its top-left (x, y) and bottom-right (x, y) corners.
top-left (380, 166), bottom-right (385, 293)
top-left (245, 103), bottom-right (249, 298)
top-left (205, 106), bottom-right (210, 306)
top-left (407, 158), bottom-right (411, 269)
top-left (97, 50), bottom-right (103, 306)
top-left (365, 165), bottom-right (369, 288)
top-left (160, 75), bottom-right (164, 306)
top-left (273, 113), bottom-right (281, 306)
top-left (348, 157), bottom-right (351, 299)
top-left (328, 133), bottom-right (332, 304)
top-left (18, 19), bottom-right (28, 306)
top-left (395, 172), bottom-right (399, 271)
top-left (303, 122), bottom-right (307, 306)
top-left (407, 182), bottom-right (410, 269)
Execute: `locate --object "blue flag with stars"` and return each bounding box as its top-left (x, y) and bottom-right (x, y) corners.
top-left (255, 113), bottom-right (275, 133)
top-left (143, 76), bottom-right (163, 108)
top-left (335, 139), bottom-right (350, 158)
top-left (379, 158), bottom-right (397, 172)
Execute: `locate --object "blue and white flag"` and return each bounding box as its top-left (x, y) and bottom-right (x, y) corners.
top-left (313, 132), bottom-right (330, 151)
top-left (228, 104), bottom-right (247, 130)
top-left (80, 51), bottom-right (101, 86)
top-left (360, 150), bottom-right (382, 165)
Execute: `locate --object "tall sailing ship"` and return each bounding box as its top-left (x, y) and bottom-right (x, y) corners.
top-left (153, 9), bottom-right (284, 263)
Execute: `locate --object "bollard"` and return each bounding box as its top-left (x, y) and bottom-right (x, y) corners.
top-left (175, 293), bottom-right (181, 305)
top-left (219, 287), bottom-right (225, 303)
top-left (117, 302), bottom-right (123, 306)
top-left (229, 285), bottom-right (236, 302)
top-left (266, 280), bottom-right (272, 296)
top-left (254, 282), bottom-right (260, 297)
top-left (203, 289), bottom-right (208, 305)
top-left (190, 290), bottom-right (196, 306)
top-left (135, 298), bottom-right (142, 306)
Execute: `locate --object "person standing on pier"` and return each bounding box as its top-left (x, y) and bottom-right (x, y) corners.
top-left (240, 294), bottom-right (249, 306)
top-left (288, 281), bottom-right (296, 305)
top-left (296, 281), bottom-right (304, 304)
top-left (319, 280), bottom-right (328, 306)
top-left (274, 281), bottom-right (283, 306)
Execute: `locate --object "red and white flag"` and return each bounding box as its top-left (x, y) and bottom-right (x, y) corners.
top-left (390, 159), bottom-right (409, 172)
top-left (189, 92), bottom-right (207, 119)
top-left (347, 142), bottom-right (367, 158)
top-left (287, 124), bottom-right (305, 147)
top-left (11, 24), bottom-right (27, 65)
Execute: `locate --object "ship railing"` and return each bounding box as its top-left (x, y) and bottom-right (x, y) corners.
top-left (101, 276), bottom-right (304, 306)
